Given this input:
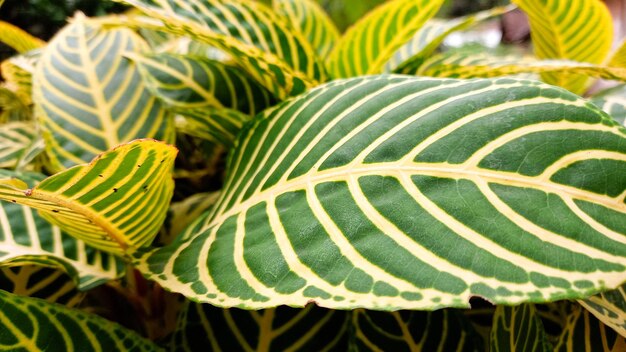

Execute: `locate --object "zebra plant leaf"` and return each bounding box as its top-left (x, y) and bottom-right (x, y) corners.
top-left (490, 304), bottom-right (552, 351)
top-left (579, 285), bottom-right (626, 338)
top-left (590, 85), bottom-right (626, 126)
top-left (0, 86), bottom-right (30, 122)
top-left (352, 309), bottom-right (483, 351)
top-left (174, 107), bottom-right (251, 146)
top-left (135, 75), bottom-right (626, 310)
top-left (555, 303), bottom-right (626, 351)
top-left (327, 0), bottom-right (444, 78)
top-left (120, 0), bottom-right (326, 98)
top-left (130, 53), bottom-right (275, 117)
top-left (0, 191), bottom-right (125, 290)
top-left (1, 53), bottom-right (37, 106)
top-left (512, 0), bottom-right (613, 94)
top-left (415, 50), bottom-right (626, 83)
top-left (0, 122), bottom-right (37, 169)
top-left (0, 139), bottom-right (177, 257)
top-left (0, 266), bottom-right (84, 307)
top-left (387, 5), bottom-right (515, 73)
top-left (160, 192), bottom-right (219, 245)
top-left (273, 0), bottom-right (340, 58)
top-left (0, 20), bottom-right (44, 53)
top-left (0, 289), bottom-right (161, 351)
top-left (171, 302), bottom-right (349, 351)
top-left (33, 15), bottom-right (174, 172)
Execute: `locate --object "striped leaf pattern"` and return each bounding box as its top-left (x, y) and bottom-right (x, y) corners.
top-left (136, 75), bottom-right (626, 310)
top-left (327, 0), bottom-right (444, 78)
top-left (386, 5), bottom-right (515, 73)
top-left (0, 86), bottom-right (30, 122)
top-left (352, 309), bottom-right (483, 351)
top-left (131, 53), bottom-right (275, 117)
top-left (0, 170), bottom-right (124, 290)
top-left (120, 0), bottom-right (326, 98)
top-left (0, 21), bottom-right (44, 53)
top-left (554, 303), bottom-right (626, 351)
top-left (171, 302), bottom-right (349, 351)
top-left (273, 0), bottom-right (340, 58)
top-left (174, 108), bottom-right (251, 146)
top-left (0, 139), bottom-right (177, 256)
top-left (33, 15), bottom-right (173, 171)
top-left (1, 53), bottom-right (37, 106)
top-left (0, 289), bottom-right (161, 351)
top-left (490, 304), bottom-right (552, 351)
top-left (590, 85), bottom-right (626, 126)
top-left (413, 50), bottom-right (626, 83)
top-left (579, 285), bottom-right (626, 338)
top-left (161, 192), bottom-right (220, 245)
top-left (0, 266), bottom-right (83, 307)
top-left (0, 122), bottom-right (37, 168)
top-left (512, 0), bottom-right (613, 94)
top-left (609, 39), bottom-right (626, 68)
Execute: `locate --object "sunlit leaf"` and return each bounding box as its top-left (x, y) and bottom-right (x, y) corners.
top-left (0, 20), bottom-right (44, 53)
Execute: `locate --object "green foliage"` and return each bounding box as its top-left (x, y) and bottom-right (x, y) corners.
top-left (1, 0), bottom-right (626, 350)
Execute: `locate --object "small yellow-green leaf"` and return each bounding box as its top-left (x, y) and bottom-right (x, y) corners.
top-left (327, 0), bottom-right (445, 78)
top-left (0, 21), bottom-right (44, 53)
top-left (0, 139), bottom-right (177, 257)
top-left (512, 0), bottom-right (613, 94)
top-left (609, 39), bottom-right (626, 68)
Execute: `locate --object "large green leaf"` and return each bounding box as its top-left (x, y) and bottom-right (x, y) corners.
top-left (0, 122), bottom-right (37, 168)
top-left (273, 0), bottom-right (340, 58)
top-left (0, 266), bottom-right (83, 307)
top-left (0, 139), bottom-right (177, 256)
top-left (171, 302), bottom-right (349, 351)
top-left (135, 75), bottom-right (626, 310)
top-left (327, 0), bottom-right (444, 78)
top-left (351, 309), bottom-right (482, 351)
top-left (0, 289), bottom-right (161, 351)
top-left (33, 15), bottom-right (174, 172)
top-left (120, 0), bottom-right (326, 99)
top-left (590, 85), bottom-right (626, 126)
top-left (386, 5), bottom-right (515, 73)
top-left (512, 0), bottom-right (613, 94)
top-left (490, 304), bottom-right (552, 351)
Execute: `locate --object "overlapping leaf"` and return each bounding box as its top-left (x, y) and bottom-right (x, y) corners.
top-left (491, 304), bottom-right (552, 351)
top-left (579, 285), bottom-right (626, 338)
top-left (352, 309), bottom-right (482, 351)
top-left (386, 5), bottom-right (515, 73)
top-left (0, 139), bottom-right (177, 256)
top-left (171, 302), bottom-right (349, 351)
top-left (0, 122), bottom-right (37, 168)
top-left (0, 266), bottom-right (83, 307)
top-left (554, 303), bottom-right (626, 351)
top-left (135, 75), bottom-right (626, 310)
top-left (609, 40), bottom-right (626, 68)
top-left (590, 85), bottom-right (626, 126)
top-left (327, 0), bottom-right (444, 77)
top-left (0, 20), bottom-right (44, 53)
top-left (1, 52), bottom-right (38, 106)
top-left (512, 0), bottom-right (613, 94)
top-left (273, 0), bottom-right (340, 58)
top-left (413, 50), bottom-right (626, 83)
top-left (120, 0), bottom-right (326, 98)
top-left (0, 86), bottom-right (30, 122)
top-left (0, 289), bottom-right (161, 351)
top-left (33, 15), bottom-right (174, 171)
top-left (174, 108), bottom-right (250, 146)
top-left (161, 192), bottom-right (219, 245)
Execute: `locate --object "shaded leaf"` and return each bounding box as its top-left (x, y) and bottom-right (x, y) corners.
top-left (490, 304), bottom-right (552, 351)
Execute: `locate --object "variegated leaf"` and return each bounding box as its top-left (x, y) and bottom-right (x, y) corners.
top-left (609, 39), bottom-right (626, 68)
top-left (161, 192), bottom-right (219, 245)
top-left (0, 289), bottom-right (161, 351)
top-left (33, 15), bottom-right (174, 171)
top-left (170, 302), bottom-right (349, 351)
top-left (352, 309), bottom-right (483, 351)
top-left (130, 53), bottom-right (275, 116)
top-left (174, 108), bottom-right (250, 146)
top-left (512, 0), bottom-right (613, 94)
top-left (415, 50), bottom-right (626, 83)
top-left (0, 266), bottom-right (83, 307)
top-left (327, 0), bottom-right (444, 77)
top-left (0, 86), bottom-right (30, 122)
top-left (0, 139), bottom-right (177, 256)
top-left (555, 303), bottom-right (626, 351)
top-left (579, 285), bottom-right (626, 338)
top-left (119, 0), bottom-right (326, 98)
top-left (0, 20), bottom-right (45, 53)
top-left (490, 304), bottom-right (552, 351)
top-left (590, 85), bottom-right (626, 126)
top-left (273, 0), bottom-right (340, 58)
top-left (135, 75), bottom-right (626, 310)
top-left (0, 170), bottom-right (124, 290)
top-left (1, 52), bottom-right (38, 106)
top-left (387, 5), bottom-right (515, 73)
top-left (0, 121), bottom-right (36, 169)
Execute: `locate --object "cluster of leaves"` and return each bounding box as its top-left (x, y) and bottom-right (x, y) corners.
top-left (1, 0), bottom-right (626, 350)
